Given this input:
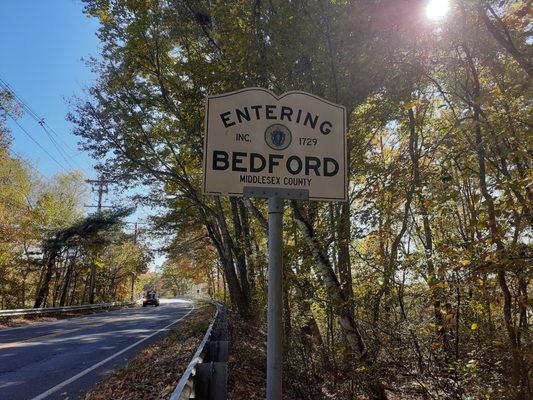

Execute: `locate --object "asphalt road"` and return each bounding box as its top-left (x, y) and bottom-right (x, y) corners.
top-left (0, 299), bottom-right (194, 400)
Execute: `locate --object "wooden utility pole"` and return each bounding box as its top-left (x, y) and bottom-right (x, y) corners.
top-left (84, 177), bottom-right (114, 304)
top-left (84, 178), bottom-right (114, 213)
top-left (131, 222), bottom-right (138, 301)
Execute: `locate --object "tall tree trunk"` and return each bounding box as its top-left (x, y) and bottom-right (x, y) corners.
top-left (34, 252), bottom-right (57, 308)
top-left (407, 107), bottom-right (449, 353)
top-left (88, 263), bottom-right (96, 304)
top-left (69, 271), bottom-right (78, 306)
top-left (130, 273), bottom-right (135, 301)
top-left (229, 197), bottom-right (251, 306)
top-left (60, 254), bottom-right (76, 307)
top-left (208, 198), bottom-right (251, 317)
top-left (372, 168), bottom-right (414, 326)
top-left (397, 274), bottom-right (424, 373)
top-left (21, 269), bottom-right (28, 308)
top-left (81, 274), bottom-right (89, 305)
top-left (197, 196), bottom-right (254, 317)
top-left (464, 45), bottom-right (531, 398)
top-left (238, 198), bottom-right (256, 290)
top-left (301, 293), bottom-right (331, 368)
top-left (291, 201), bottom-right (388, 400)
top-left (337, 202), bottom-right (354, 316)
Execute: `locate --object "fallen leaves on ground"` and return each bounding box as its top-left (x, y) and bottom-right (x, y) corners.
top-left (227, 310), bottom-right (303, 400)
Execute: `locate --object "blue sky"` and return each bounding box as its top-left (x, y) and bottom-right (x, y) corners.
top-left (1, 1), bottom-right (165, 268)
top-left (1, 0), bottom-right (99, 178)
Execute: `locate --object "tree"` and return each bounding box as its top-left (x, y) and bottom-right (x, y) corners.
top-left (71, 0), bottom-right (532, 398)
top-left (33, 208), bottom-right (133, 308)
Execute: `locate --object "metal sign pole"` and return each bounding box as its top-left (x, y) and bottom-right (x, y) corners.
top-left (267, 196), bottom-right (283, 400)
top-left (242, 188), bottom-right (307, 400)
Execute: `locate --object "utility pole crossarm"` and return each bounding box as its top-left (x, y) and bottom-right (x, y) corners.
top-left (85, 178), bottom-right (115, 212)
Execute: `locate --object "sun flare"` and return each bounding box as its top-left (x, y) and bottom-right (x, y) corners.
top-left (426, 0), bottom-right (450, 21)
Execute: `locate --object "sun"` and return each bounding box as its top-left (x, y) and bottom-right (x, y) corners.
top-left (426, 0), bottom-right (450, 21)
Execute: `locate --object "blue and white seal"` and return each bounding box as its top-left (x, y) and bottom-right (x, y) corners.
top-left (264, 124), bottom-right (292, 151)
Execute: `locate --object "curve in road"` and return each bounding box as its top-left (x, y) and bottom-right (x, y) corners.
top-left (0, 299), bottom-right (194, 400)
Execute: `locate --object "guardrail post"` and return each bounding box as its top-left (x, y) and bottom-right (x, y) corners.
top-left (206, 340), bottom-right (228, 363)
top-left (211, 317), bottom-right (228, 341)
top-left (169, 302), bottom-right (228, 400)
top-left (196, 362), bottom-right (227, 400)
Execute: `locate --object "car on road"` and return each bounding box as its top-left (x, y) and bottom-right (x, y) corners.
top-left (142, 292), bottom-right (160, 307)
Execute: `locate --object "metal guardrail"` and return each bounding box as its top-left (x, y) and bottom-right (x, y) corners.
top-left (0, 301), bottom-right (135, 317)
top-left (169, 301), bottom-right (228, 400)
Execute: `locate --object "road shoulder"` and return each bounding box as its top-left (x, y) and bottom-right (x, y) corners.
top-left (80, 301), bottom-right (215, 400)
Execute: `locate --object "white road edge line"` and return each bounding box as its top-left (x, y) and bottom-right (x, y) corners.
top-left (30, 302), bottom-right (195, 400)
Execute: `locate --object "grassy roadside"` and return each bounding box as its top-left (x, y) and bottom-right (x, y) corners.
top-left (0, 304), bottom-right (136, 329)
top-left (81, 302), bottom-right (215, 400)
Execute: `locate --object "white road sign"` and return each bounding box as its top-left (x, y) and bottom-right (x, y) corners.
top-left (203, 88), bottom-right (347, 201)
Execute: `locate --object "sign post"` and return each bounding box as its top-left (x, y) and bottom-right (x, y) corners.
top-left (267, 196), bottom-right (283, 400)
top-left (203, 88), bottom-right (346, 400)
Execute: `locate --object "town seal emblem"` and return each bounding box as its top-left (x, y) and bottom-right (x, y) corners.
top-left (264, 124), bottom-right (292, 151)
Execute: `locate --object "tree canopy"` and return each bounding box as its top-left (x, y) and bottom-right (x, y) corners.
top-left (11, 0), bottom-right (529, 398)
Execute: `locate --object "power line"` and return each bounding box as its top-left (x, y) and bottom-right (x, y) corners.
top-left (0, 78), bottom-right (75, 163)
top-left (39, 122), bottom-right (76, 169)
top-left (10, 117), bottom-right (67, 171)
top-left (0, 77), bottom-right (91, 174)
top-left (0, 78), bottom-right (41, 120)
top-left (0, 77), bottom-right (76, 166)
